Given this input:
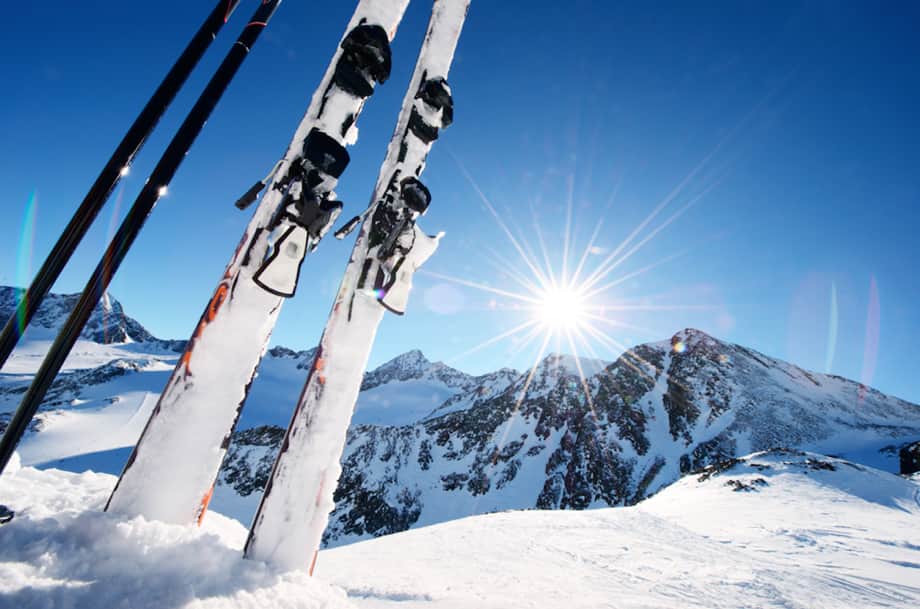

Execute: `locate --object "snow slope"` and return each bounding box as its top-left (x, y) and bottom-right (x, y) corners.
top-left (2, 449), bottom-right (917, 608)
top-left (316, 449), bottom-right (920, 609)
top-left (0, 292), bottom-right (496, 473)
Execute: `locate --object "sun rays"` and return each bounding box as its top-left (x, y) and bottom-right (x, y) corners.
top-left (430, 72), bottom-right (789, 422)
top-left (432, 145), bottom-right (733, 433)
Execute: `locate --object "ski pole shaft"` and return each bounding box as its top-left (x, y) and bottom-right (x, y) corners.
top-left (0, 0), bottom-right (241, 372)
top-left (0, 0), bottom-right (283, 477)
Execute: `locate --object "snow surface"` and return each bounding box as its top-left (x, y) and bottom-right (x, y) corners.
top-left (0, 460), bottom-right (354, 609)
top-left (2, 450), bottom-right (918, 608)
top-left (353, 379), bottom-right (458, 425)
top-left (318, 450), bottom-right (920, 609)
top-left (0, 343), bottom-right (178, 470)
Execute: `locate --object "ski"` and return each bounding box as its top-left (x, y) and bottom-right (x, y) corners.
top-left (0, 1), bottom-right (242, 375)
top-left (244, 0), bottom-right (470, 573)
top-left (0, 0), bottom-right (283, 481)
top-left (105, 0), bottom-right (411, 526)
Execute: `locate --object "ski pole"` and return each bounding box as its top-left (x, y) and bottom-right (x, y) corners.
top-left (0, 0), bottom-right (283, 477)
top-left (0, 1), bottom-right (242, 372)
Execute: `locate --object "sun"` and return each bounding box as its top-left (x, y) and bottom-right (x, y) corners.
top-left (536, 286), bottom-right (586, 331)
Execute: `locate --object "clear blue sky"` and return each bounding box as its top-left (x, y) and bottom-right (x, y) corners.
top-left (1, 1), bottom-right (919, 402)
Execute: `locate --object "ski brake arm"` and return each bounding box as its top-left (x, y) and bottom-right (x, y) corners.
top-left (234, 159), bottom-right (285, 210)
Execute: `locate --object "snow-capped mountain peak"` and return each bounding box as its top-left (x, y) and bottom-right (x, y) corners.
top-left (0, 285), bottom-right (183, 353)
top-left (360, 349), bottom-right (472, 391)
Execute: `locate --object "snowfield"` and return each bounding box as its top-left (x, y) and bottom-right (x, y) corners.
top-left (0, 454), bottom-right (353, 609)
top-left (2, 449), bottom-right (918, 609)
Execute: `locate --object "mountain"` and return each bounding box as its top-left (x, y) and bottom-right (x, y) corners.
top-left (2, 285), bottom-right (919, 551)
top-left (0, 286), bottom-right (183, 350)
top-left (210, 349), bottom-right (521, 519)
top-left (220, 328), bottom-right (920, 547)
top-left (354, 349), bottom-right (520, 426)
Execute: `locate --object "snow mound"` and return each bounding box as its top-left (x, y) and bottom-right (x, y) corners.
top-left (0, 466), bottom-right (354, 609)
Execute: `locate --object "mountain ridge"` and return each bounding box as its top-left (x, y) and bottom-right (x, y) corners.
top-left (0, 285), bottom-right (184, 353)
top-left (2, 285), bottom-right (918, 550)
top-left (221, 326), bottom-right (920, 547)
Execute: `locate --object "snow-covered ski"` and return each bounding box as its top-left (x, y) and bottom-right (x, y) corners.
top-left (243, 0), bottom-right (470, 572)
top-left (105, 0), bottom-right (411, 526)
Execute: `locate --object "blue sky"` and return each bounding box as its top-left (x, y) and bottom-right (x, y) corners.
top-left (1, 1), bottom-right (919, 402)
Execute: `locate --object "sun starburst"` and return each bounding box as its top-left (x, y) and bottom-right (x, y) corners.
top-left (427, 147), bottom-right (733, 434)
top-left (535, 285), bottom-right (587, 332)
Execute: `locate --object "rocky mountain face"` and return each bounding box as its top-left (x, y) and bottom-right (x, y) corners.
top-left (4, 286), bottom-right (918, 549)
top-left (361, 349), bottom-right (468, 391)
top-left (218, 328), bottom-right (920, 547)
top-left (0, 285), bottom-right (183, 351)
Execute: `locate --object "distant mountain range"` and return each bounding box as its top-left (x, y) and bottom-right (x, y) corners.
top-left (1, 285), bottom-right (919, 548)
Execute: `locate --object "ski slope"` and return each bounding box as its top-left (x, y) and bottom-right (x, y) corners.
top-left (318, 449), bottom-right (920, 609)
top-left (1, 449), bottom-right (918, 608)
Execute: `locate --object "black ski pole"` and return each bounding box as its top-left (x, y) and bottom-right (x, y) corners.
top-left (0, 0), bottom-right (283, 476)
top-left (0, 0), bottom-right (242, 372)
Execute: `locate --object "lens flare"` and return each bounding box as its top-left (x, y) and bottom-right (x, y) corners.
top-left (860, 276), bottom-right (880, 394)
top-left (16, 191), bottom-right (38, 336)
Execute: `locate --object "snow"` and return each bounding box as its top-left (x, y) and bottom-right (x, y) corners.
top-left (17, 388), bottom-right (158, 467)
top-left (232, 348), bottom-right (316, 429)
top-left (353, 379), bottom-right (458, 426)
top-left (0, 463), bottom-right (355, 609)
top-left (316, 450), bottom-right (920, 609)
top-left (2, 449), bottom-right (918, 608)
top-left (0, 345), bottom-right (177, 471)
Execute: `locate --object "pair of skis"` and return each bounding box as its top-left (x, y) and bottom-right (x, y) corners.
top-left (245, 0), bottom-right (470, 572)
top-left (106, 0), bottom-right (470, 572)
